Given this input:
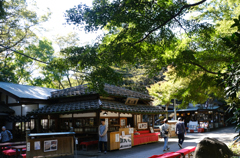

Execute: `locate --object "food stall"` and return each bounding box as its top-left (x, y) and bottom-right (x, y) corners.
top-left (28, 84), bottom-right (166, 151)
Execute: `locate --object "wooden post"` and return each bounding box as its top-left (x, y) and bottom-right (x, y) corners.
top-left (152, 115), bottom-right (155, 127)
top-left (26, 129), bottom-right (30, 158)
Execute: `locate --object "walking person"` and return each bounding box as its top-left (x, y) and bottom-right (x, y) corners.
top-left (98, 119), bottom-right (108, 154)
top-left (161, 119), bottom-right (170, 152)
top-left (175, 117), bottom-right (186, 149)
top-left (0, 126), bottom-right (13, 142)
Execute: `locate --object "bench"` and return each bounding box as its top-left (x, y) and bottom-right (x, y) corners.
top-left (79, 140), bottom-right (98, 151)
top-left (134, 130), bottom-right (159, 146)
top-left (197, 128), bottom-right (204, 133)
top-left (175, 146), bottom-right (196, 158)
top-left (149, 152), bottom-right (181, 158)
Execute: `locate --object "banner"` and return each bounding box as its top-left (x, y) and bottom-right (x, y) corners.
top-left (120, 135), bottom-right (132, 150)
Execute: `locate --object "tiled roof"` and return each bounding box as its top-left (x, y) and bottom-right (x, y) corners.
top-left (0, 102), bottom-right (15, 114)
top-left (0, 82), bottom-right (57, 100)
top-left (50, 84), bottom-right (153, 100)
top-left (28, 100), bottom-right (165, 115)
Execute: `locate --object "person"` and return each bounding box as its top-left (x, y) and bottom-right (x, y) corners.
top-left (0, 126), bottom-right (13, 142)
top-left (98, 119), bottom-right (108, 154)
top-left (175, 117), bottom-right (186, 149)
top-left (161, 119), bottom-right (170, 152)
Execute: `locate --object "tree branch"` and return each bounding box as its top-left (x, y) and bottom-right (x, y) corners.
top-left (185, 61), bottom-right (219, 75)
top-left (132, 0), bottom-right (207, 45)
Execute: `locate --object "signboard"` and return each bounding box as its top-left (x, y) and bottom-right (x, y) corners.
top-left (129, 128), bottom-right (134, 134)
top-left (105, 118), bottom-right (108, 127)
top-left (120, 135), bottom-right (132, 150)
top-left (125, 97), bottom-right (139, 105)
top-left (137, 122), bottom-right (148, 130)
top-left (44, 140), bottom-right (58, 152)
top-left (34, 141), bottom-right (40, 150)
top-left (150, 127), bottom-right (154, 133)
top-left (115, 134), bottom-right (119, 142)
top-left (27, 142), bottom-right (30, 151)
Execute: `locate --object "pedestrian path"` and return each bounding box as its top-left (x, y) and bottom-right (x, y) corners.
top-left (60, 126), bottom-right (237, 158)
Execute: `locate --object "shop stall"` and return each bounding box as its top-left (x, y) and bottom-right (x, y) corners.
top-left (28, 84), bottom-right (166, 150)
top-left (170, 105), bottom-right (225, 132)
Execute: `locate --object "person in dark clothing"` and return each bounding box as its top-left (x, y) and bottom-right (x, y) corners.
top-left (175, 117), bottom-right (186, 149)
top-left (0, 126), bottom-right (12, 142)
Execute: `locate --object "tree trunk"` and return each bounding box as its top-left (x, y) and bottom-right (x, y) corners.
top-left (66, 72), bottom-right (72, 87)
top-left (58, 80), bottom-right (65, 89)
top-left (165, 102), bottom-right (170, 120)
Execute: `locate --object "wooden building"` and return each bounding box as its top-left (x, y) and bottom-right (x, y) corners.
top-left (168, 104), bottom-right (225, 130)
top-left (0, 82), bottom-right (57, 140)
top-left (28, 84), bottom-right (166, 142)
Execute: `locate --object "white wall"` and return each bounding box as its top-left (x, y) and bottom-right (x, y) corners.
top-left (100, 111), bottom-right (118, 117)
top-left (39, 104), bottom-right (48, 109)
top-left (9, 106), bottom-right (21, 116)
top-left (59, 114), bottom-right (72, 118)
top-left (22, 104), bottom-right (38, 116)
top-left (73, 113), bottom-right (96, 117)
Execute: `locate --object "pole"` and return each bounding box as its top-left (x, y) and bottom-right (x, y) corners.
top-left (174, 99), bottom-right (177, 120)
top-left (26, 129), bottom-right (30, 158)
top-left (74, 136), bottom-right (78, 158)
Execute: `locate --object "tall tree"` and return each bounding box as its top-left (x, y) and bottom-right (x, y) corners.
top-left (0, 0), bottom-right (50, 83)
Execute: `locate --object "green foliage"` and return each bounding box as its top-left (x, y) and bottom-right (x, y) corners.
top-left (0, 0), bottom-right (51, 84)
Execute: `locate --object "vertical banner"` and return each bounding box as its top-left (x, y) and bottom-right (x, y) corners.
top-left (115, 134), bottom-right (119, 142)
top-left (27, 142), bottom-right (30, 151)
top-left (105, 118), bottom-right (108, 127)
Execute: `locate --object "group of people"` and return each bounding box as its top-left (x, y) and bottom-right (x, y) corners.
top-left (98, 117), bottom-right (187, 154)
top-left (161, 117), bottom-right (186, 152)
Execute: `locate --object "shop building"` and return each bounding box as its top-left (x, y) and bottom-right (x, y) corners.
top-left (27, 84), bottom-right (166, 148)
top-left (0, 82), bottom-right (57, 140)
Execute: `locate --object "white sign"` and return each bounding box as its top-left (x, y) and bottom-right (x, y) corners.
top-left (75, 138), bottom-right (78, 145)
top-left (105, 118), bottom-right (108, 127)
top-left (115, 134), bottom-right (119, 142)
top-left (34, 141), bottom-right (40, 150)
top-left (129, 128), bottom-right (134, 134)
top-left (120, 135), bottom-right (132, 150)
top-left (122, 131), bottom-right (125, 136)
top-left (27, 142), bottom-right (30, 151)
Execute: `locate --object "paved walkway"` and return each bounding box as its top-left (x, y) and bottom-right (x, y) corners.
top-left (60, 126), bottom-right (237, 158)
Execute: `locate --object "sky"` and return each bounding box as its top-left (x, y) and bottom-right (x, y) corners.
top-left (27, 0), bottom-right (202, 52)
top-left (27, 0), bottom-right (102, 52)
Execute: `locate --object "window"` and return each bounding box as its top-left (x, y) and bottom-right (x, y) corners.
top-left (41, 119), bottom-right (48, 129)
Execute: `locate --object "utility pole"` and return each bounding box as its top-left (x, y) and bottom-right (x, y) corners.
top-left (174, 99), bottom-right (177, 120)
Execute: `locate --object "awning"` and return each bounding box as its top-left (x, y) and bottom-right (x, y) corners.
top-left (28, 100), bottom-right (166, 115)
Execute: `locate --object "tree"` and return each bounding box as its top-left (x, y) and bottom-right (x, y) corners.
top-left (64, 0), bottom-right (210, 92)
top-left (0, 0), bottom-right (50, 83)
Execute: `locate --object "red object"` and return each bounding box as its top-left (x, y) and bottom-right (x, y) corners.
top-left (149, 152), bottom-right (181, 158)
top-left (2, 149), bottom-right (20, 156)
top-left (22, 154), bottom-right (26, 158)
top-left (80, 140), bottom-right (98, 150)
top-left (134, 130), bottom-right (160, 146)
top-left (198, 128), bottom-right (204, 133)
top-left (175, 146), bottom-right (196, 156)
top-left (79, 140), bottom-right (98, 146)
top-left (190, 130), bottom-right (194, 133)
